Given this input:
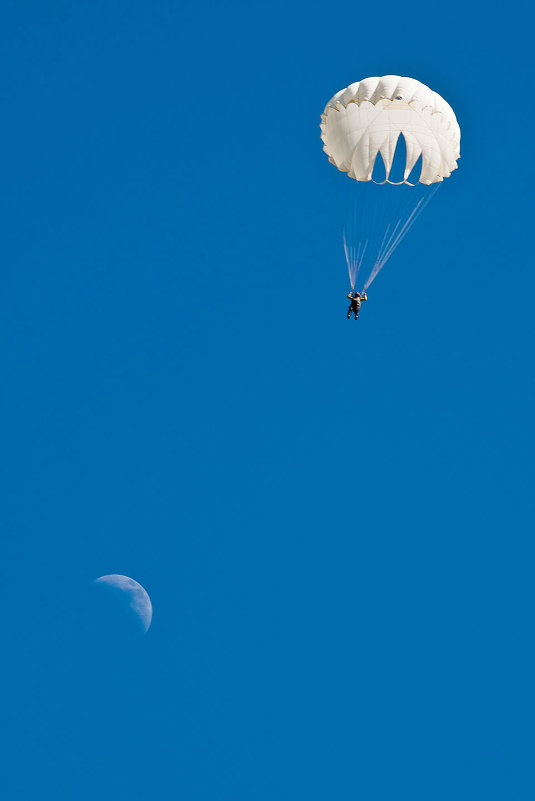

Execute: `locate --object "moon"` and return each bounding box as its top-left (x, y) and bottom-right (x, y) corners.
top-left (93, 574), bottom-right (152, 634)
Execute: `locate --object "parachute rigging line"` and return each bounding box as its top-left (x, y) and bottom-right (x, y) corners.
top-left (338, 179), bottom-right (439, 292)
top-left (363, 183), bottom-right (440, 290)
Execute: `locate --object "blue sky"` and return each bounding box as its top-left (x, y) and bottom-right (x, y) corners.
top-left (1, 1), bottom-right (534, 799)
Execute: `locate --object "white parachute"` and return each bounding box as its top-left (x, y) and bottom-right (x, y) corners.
top-left (320, 75), bottom-right (460, 289)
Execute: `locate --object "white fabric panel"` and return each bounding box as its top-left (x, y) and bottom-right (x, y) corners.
top-left (320, 76), bottom-right (460, 184)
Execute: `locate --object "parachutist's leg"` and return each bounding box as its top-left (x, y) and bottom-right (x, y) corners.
top-left (347, 306), bottom-right (351, 319)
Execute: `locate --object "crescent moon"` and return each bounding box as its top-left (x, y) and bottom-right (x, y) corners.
top-left (94, 574), bottom-right (152, 633)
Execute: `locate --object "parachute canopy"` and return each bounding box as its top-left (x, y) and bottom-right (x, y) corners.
top-left (320, 75), bottom-right (460, 185)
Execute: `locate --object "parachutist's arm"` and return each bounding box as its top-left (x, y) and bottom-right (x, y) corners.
top-left (362, 293), bottom-right (368, 301)
top-left (347, 293), bottom-right (353, 299)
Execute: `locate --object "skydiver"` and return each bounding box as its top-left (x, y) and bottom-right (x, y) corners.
top-left (347, 290), bottom-right (367, 320)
